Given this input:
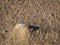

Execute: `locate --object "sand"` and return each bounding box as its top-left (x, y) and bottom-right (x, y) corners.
top-left (0, 0), bottom-right (60, 45)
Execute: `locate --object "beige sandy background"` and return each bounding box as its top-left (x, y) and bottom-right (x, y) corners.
top-left (0, 0), bottom-right (60, 45)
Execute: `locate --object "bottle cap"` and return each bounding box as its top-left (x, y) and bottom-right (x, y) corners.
top-left (18, 23), bottom-right (26, 28)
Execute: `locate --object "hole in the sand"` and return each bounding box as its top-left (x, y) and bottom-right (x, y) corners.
top-left (51, 13), bottom-right (54, 16)
top-left (5, 30), bottom-right (8, 33)
top-left (28, 25), bottom-right (40, 31)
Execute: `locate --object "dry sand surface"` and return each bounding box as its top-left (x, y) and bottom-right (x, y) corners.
top-left (0, 0), bottom-right (60, 45)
